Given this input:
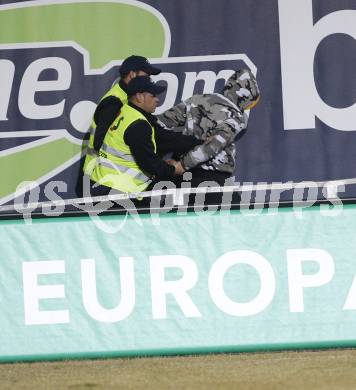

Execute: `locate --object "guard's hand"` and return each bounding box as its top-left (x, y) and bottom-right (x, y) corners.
top-left (204, 136), bottom-right (214, 144)
top-left (165, 159), bottom-right (176, 166)
top-left (166, 159), bottom-right (185, 175)
top-left (173, 161), bottom-right (185, 175)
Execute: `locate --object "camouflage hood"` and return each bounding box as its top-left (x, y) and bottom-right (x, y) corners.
top-left (222, 68), bottom-right (260, 111)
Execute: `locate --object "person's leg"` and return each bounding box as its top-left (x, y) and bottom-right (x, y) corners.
top-left (88, 180), bottom-right (142, 212)
top-left (89, 180), bottom-right (113, 197)
top-left (182, 168), bottom-right (230, 206)
top-left (188, 168), bottom-right (230, 187)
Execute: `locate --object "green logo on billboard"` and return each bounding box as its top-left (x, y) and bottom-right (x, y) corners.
top-left (0, 0), bottom-right (170, 204)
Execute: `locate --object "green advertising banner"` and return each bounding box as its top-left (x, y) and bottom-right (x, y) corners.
top-left (1, 204), bottom-right (356, 362)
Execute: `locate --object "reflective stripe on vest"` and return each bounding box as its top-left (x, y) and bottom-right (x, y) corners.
top-left (97, 157), bottom-right (150, 183)
top-left (101, 143), bottom-right (135, 162)
top-left (90, 104), bottom-right (156, 193)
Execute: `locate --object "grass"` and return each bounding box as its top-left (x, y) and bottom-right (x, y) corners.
top-left (2, 348), bottom-right (356, 389)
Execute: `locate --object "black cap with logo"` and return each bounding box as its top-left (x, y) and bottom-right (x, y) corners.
top-left (119, 55), bottom-right (161, 76)
top-left (127, 76), bottom-right (166, 97)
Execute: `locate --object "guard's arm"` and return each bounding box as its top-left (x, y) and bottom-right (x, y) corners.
top-left (124, 121), bottom-right (176, 180)
top-left (182, 120), bottom-right (244, 170)
top-left (93, 96), bottom-right (123, 151)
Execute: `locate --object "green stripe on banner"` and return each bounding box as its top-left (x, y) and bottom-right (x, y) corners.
top-left (1, 203), bottom-right (356, 362)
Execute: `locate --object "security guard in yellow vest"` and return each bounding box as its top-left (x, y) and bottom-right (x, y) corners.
top-left (82, 55), bottom-right (161, 175)
top-left (90, 76), bottom-right (186, 196)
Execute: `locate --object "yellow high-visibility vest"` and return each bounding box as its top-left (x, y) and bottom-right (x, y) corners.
top-left (82, 82), bottom-right (128, 175)
top-left (90, 104), bottom-right (156, 193)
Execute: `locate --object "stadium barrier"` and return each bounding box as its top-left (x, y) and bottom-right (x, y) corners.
top-left (1, 185), bottom-right (356, 362)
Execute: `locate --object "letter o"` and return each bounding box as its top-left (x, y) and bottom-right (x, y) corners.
top-left (208, 250), bottom-right (276, 316)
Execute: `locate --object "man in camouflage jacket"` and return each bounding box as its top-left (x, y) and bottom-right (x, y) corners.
top-left (157, 68), bottom-right (260, 187)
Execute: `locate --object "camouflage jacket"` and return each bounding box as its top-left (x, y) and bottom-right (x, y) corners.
top-left (157, 69), bottom-right (259, 173)
top-left (157, 93), bottom-right (248, 173)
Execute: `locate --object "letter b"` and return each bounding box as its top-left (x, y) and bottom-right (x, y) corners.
top-left (279, 0), bottom-right (356, 131)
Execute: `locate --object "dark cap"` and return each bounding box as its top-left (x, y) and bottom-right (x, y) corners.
top-left (127, 76), bottom-right (166, 97)
top-left (119, 55), bottom-right (161, 76)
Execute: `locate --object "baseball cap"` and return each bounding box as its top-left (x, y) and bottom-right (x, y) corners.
top-left (119, 55), bottom-right (161, 76)
top-left (127, 76), bottom-right (166, 97)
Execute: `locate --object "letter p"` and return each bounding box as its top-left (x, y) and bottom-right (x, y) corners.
top-left (287, 248), bottom-right (334, 312)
